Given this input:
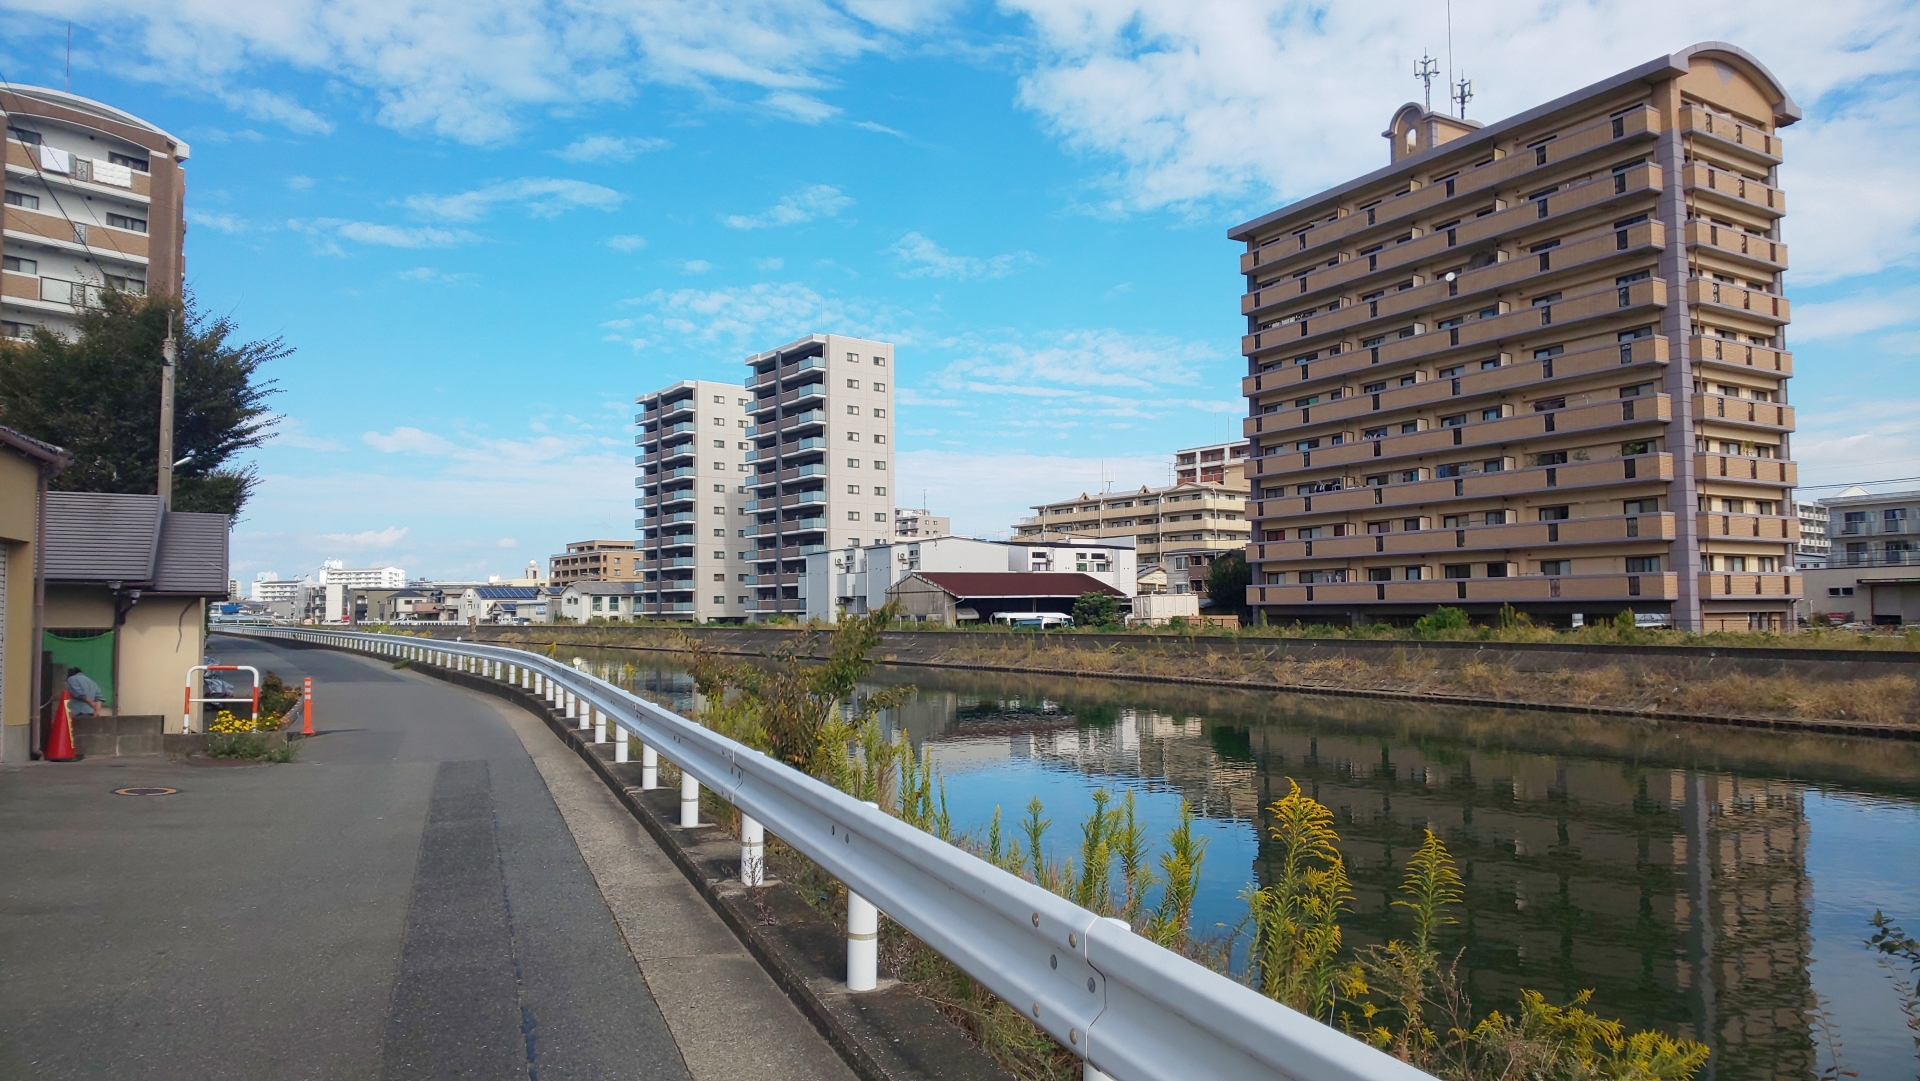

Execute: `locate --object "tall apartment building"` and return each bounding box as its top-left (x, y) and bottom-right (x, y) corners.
top-left (1016, 479), bottom-right (1249, 595)
top-left (1174, 441), bottom-right (1251, 486)
top-left (745, 334), bottom-right (896, 617)
top-left (315, 562), bottom-right (406, 590)
top-left (633, 379), bottom-right (752, 622)
top-left (3, 86), bottom-right (187, 341)
top-left (548, 539), bottom-right (637, 586)
top-left (1235, 43), bottom-right (1801, 632)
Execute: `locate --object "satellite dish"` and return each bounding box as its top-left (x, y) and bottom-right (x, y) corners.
top-left (1444, 271), bottom-right (1457, 282)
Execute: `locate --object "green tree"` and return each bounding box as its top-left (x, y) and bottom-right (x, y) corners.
top-left (1071, 591), bottom-right (1119, 628)
top-left (1205, 549), bottom-right (1251, 620)
top-left (0, 289), bottom-right (285, 516)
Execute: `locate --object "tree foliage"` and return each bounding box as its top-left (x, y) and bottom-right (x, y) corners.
top-left (0, 289), bottom-right (284, 516)
top-left (1205, 549), bottom-right (1251, 619)
top-left (1071, 591), bottom-right (1119, 628)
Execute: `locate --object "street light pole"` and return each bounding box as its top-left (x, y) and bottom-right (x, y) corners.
top-left (159, 311), bottom-right (176, 509)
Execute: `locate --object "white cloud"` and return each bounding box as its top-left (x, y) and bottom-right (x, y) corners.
top-left (187, 210), bottom-right (247, 233)
top-left (723, 184), bottom-right (852, 229)
top-left (13, 1), bottom-right (956, 144)
top-left (852, 120), bottom-right (904, 137)
top-left (682, 259), bottom-right (714, 274)
top-left (397, 266), bottom-right (475, 285)
top-left (1002, 0), bottom-right (1920, 285)
top-left (1791, 396), bottom-right (1920, 486)
top-left (217, 86), bottom-right (334, 135)
top-left (753, 257), bottom-right (784, 271)
top-left (404, 177), bottom-right (623, 221)
top-left (1793, 284), bottom-right (1920, 341)
top-left (607, 234), bottom-right (647, 252)
top-left (286, 175), bottom-right (314, 191)
top-left (888, 231), bottom-right (1035, 280)
top-left (497, 537), bottom-right (519, 548)
top-left (292, 218), bottom-right (479, 250)
top-left (556, 133), bottom-right (669, 162)
top-left (318, 525), bottom-right (409, 549)
top-left (628, 280), bottom-right (900, 347)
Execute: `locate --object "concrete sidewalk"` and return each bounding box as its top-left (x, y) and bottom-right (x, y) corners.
top-left (0, 635), bottom-right (855, 1081)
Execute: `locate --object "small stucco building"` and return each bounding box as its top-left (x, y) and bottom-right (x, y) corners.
top-left (0, 426), bottom-right (69, 762)
top-left (885, 571), bottom-right (1124, 626)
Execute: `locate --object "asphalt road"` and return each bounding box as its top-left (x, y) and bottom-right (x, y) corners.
top-left (0, 635), bottom-right (854, 1081)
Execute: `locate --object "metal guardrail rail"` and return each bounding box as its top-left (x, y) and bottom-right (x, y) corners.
top-left (232, 626), bottom-right (1434, 1081)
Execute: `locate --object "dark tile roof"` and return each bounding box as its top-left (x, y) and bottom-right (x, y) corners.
top-left (0, 424), bottom-right (68, 467)
top-left (43, 492), bottom-right (228, 595)
top-left (899, 572), bottom-right (1123, 599)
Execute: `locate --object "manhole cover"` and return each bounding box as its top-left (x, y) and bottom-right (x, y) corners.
top-left (113, 787), bottom-right (178, 796)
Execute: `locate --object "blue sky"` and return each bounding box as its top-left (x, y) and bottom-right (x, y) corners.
top-left (2, 1), bottom-right (1917, 583)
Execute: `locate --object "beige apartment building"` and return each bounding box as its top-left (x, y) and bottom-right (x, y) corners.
top-left (3, 87), bottom-right (187, 341)
top-left (633, 379), bottom-right (752, 622)
top-left (1016, 443), bottom-right (1251, 595)
top-left (1234, 43), bottom-right (1801, 632)
top-left (745, 334), bottom-right (896, 618)
top-left (548, 539), bottom-right (637, 586)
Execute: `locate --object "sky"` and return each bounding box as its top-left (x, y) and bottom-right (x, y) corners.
top-left (1, 1), bottom-right (1917, 584)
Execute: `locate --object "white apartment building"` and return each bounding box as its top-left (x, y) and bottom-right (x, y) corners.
top-left (1792, 501), bottom-right (1830, 568)
top-left (633, 379), bottom-right (752, 622)
top-left (894, 508), bottom-right (950, 538)
top-left (251, 578), bottom-right (305, 603)
top-left (745, 334), bottom-right (896, 618)
top-left (315, 562), bottom-right (406, 590)
top-left (804, 535), bottom-right (1136, 622)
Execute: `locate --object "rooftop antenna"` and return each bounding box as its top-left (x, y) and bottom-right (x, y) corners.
top-left (1414, 52), bottom-right (1439, 111)
top-left (1453, 75), bottom-right (1474, 119)
top-left (1445, 0), bottom-right (1453, 104)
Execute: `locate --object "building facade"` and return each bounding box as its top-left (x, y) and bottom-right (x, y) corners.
top-left (3, 87), bottom-right (188, 341)
top-left (315, 562), bottom-right (406, 590)
top-left (1792, 500), bottom-right (1830, 568)
top-left (744, 334), bottom-right (896, 618)
top-left (549, 538), bottom-right (637, 586)
top-left (1174, 441), bottom-right (1251, 487)
top-left (1235, 43), bottom-right (1802, 631)
top-left (633, 379), bottom-right (752, 622)
top-left (894, 508), bottom-right (950, 538)
top-left (805, 534), bottom-right (1134, 622)
top-left (1016, 481), bottom-right (1249, 595)
top-left (1802, 488), bottom-right (1920, 626)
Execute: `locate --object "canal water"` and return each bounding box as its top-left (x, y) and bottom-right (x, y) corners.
top-left (562, 647), bottom-right (1920, 1081)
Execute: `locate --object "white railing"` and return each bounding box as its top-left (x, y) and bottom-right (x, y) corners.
top-left (228, 626), bottom-right (1433, 1081)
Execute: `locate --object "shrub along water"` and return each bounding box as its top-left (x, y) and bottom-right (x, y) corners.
top-left (678, 610), bottom-right (1713, 1081)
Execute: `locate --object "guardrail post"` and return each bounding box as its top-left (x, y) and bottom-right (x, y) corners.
top-left (847, 800), bottom-right (882, 992)
top-left (680, 770), bottom-right (699, 828)
top-left (642, 744), bottom-right (658, 789)
top-left (592, 707), bottom-right (606, 744)
top-left (740, 815), bottom-right (765, 887)
top-left (614, 727), bottom-right (629, 763)
top-left (566, 690), bottom-right (578, 721)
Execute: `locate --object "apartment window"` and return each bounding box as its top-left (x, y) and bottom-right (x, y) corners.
top-left (1438, 364), bottom-right (1463, 377)
top-left (1443, 514), bottom-right (1467, 528)
top-left (1540, 560), bottom-right (1569, 576)
top-left (1398, 470), bottom-right (1420, 483)
top-left (1620, 440), bottom-right (1653, 456)
top-left (106, 213), bottom-right (147, 233)
top-left (847, 431), bottom-right (860, 441)
top-left (1619, 383), bottom-right (1652, 399)
top-left (108, 151), bottom-right (148, 173)
top-left (847, 458), bottom-right (860, 468)
top-left (1532, 397), bottom-right (1565, 412)
top-left (4, 191), bottom-right (40, 210)
top-left (714, 483), bottom-right (726, 492)
top-left (1440, 414), bottom-right (1465, 428)
top-left (1538, 505), bottom-right (1570, 521)
top-left (847, 405), bottom-right (860, 414)
top-left (1365, 474), bottom-right (1388, 488)
top-left (873, 434), bottom-right (886, 444)
top-left (1363, 427), bottom-right (1388, 439)
top-left (1400, 422), bottom-right (1419, 434)
top-left (713, 439), bottom-right (725, 448)
top-left (1623, 498), bottom-right (1658, 514)
top-left (874, 460), bottom-right (886, 470)
top-left (847, 352), bottom-right (859, 363)
top-left (847, 484), bottom-right (861, 494)
top-left (1625, 556), bottom-right (1661, 573)
top-left (8, 126), bottom-right (43, 144)
top-left (873, 408), bottom-right (885, 418)
top-left (1481, 408), bottom-right (1501, 421)
top-left (847, 379), bottom-right (860, 388)
top-left (1364, 382), bottom-right (1386, 394)
top-left (1367, 567), bottom-right (1392, 582)
top-left (1399, 374), bottom-right (1419, 386)
top-left (1, 256), bottom-right (36, 275)
top-left (847, 511), bottom-right (860, 521)
top-left (1829, 587), bottom-right (1855, 597)
top-left (874, 486), bottom-right (886, 496)
top-left (1482, 458), bottom-right (1505, 472)
top-left (1483, 509), bottom-right (1509, 524)
top-left (873, 512), bottom-right (888, 521)
top-left (1402, 518), bottom-right (1422, 531)
top-left (1534, 451), bottom-right (1567, 466)
top-left (1436, 463), bottom-right (1467, 478)
top-left (1480, 358), bottom-right (1500, 370)
top-left (1403, 566), bottom-right (1425, 581)
top-left (874, 382), bottom-right (886, 392)
top-left (1444, 564), bottom-right (1471, 579)
top-left (874, 356), bottom-right (887, 366)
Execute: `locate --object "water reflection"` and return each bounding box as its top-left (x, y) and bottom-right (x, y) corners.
top-left (563, 647), bottom-right (1920, 1081)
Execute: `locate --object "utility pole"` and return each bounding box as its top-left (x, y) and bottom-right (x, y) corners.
top-left (159, 311), bottom-right (176, 509)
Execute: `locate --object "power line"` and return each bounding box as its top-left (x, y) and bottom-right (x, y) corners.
top-left (1792, 476), bottom-right (1920, 490)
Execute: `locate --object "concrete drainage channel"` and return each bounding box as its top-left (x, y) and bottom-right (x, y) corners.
top-left (282, 636), bottom-right (1013, 1081)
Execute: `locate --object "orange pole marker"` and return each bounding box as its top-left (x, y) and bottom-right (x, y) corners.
top-left (301, 677), bottom-right (314, 736)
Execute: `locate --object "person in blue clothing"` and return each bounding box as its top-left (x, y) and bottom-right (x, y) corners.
top-left (65, 666), bottom-right (104, 716)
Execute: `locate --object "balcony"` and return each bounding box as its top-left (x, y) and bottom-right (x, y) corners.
top-left (777, 436), bottom-right (828, 457)
top-left (1254, 513), bottom-right (1677, 564)
top-left (1680, 162), bottom-right (1784, 218)
top-left (1698, 513), bottom-right (1795, 541)
top-left (1679, 106), bottom-right (1782, 167)
top-left (777, 462), bottom-right (829, 484)
top-left (778, 356), bottom-right (826, 381)
top-left (1836, 518), bottom-right (1913, 537)
top-left (1691, 336), bottom-right (1791, 375)
top-left (1827, 549), bottom-right (1919, 568)
top-left (1686, 278), bottom-right (1789, 324)
top-left (1253, 454), bottom-right (1673, 522)
top-left (1693, 393), bottom-right (1793, 431)
top-left (1241, 104), bottom-right (1659, 274)
top-left (1699, 573), bottom-right (1801, 598)
top-left (780, 490), bottom-right (827, 508)
top-left (652, 420), bottom-right (697, 438)
top-left (1685, 220), bottom-right (1786, 273)
top-left (1694, 453), bottom-right (1794, 487)
top-left (780, 408), bottom-right (828, 432)
top-left (1250, 572), bottom-right (1680, 607)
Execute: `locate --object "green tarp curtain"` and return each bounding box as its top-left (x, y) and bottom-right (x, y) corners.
top-left (42, 630), bottom-right (114, 705)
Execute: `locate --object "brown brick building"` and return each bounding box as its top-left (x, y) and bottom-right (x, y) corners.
top-left (549, 539), bottom-right (637, 587)
top-left (1235, 43), bottom-right (1801, 632)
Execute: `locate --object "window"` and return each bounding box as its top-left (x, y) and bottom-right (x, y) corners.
top-left (1438, 364), bottom-right (1463, 377)
top-left (874, 356), bottom-right (887, 366)
top-left (1367, 520), bottom-right (1390, 534)
top-left (847, 352), bottom-right (859, 363)
top-left (1533, 451), bottom-right (1567, 466)
top-left (1532, 397), bottom-right (1565, 412)
top-left (1364, 382), bottom-right (1386, 393)
top-left (1368, 567), bottom-right (1392, 582)
top-left (873, 434), bottom-right (886, 444)
top-left (1399, 374), bottom-right (1419, 386)
top-left (108, 151), bottom-right (148, 173)
top-left (1482, 458), bottom-right (1505, 472)
top-left (1402, 517), bottom-right (1422, 531)
top-left (874, 486), bottom-right (886, 496)
top-left (1365, 474), bottom-right (1388, 487)
top-left (847, 458), bottom-right (860, 468)
top-left (1398, 470), bottom-right (1420, 483)
top-left (873, 408), bottom-right (886, 418)
top-left (8, 126), bottom-right (43, 144)
top-left (1444, 564), bottom-right (1471, 579)
top-left (847, 431), bottom-right (860, 441)
top-left (1363, 427), bottom-right (1387, 440)
top-left (1530, 292), bottom-right (1561, 307)
top-left (873, 512), bottom-right (888, 521)
top-left (1620, 440), bottom-right (1652, 456)
top-left (847, 379), bottom-right (860, 389)
top-left (1483, 510), bottom-right (1509, 524)
top-left (1533, 345), bottom-right (1563, 360)
top-left (1480, 357), bottom-right (1501, 369)
top-left (1722, 556), bottom-right (1748, 572)
top-left (1443, 514), bottom-right (1466, 528)
top-left (1481, 408), bottom-right (1502, 421)
top-left (1436, 463), bottom-right (1467, 478)
top-left (1623, 498), bottom-right (1658, 514)
top-left (1403, 566), bottom-right (1424, 581)
top-left (1619, 383), bottom-right (1652, 398)
top-left (1, 256), bottom-right (36, 275)
top-left (106, 213), bottom-right (147, 233)
top-left (714, 483), bottom-right (726, 492)
top-left (847, 484), bottom-right (861, 494)
top-left (1400, 422), bottom-right (1419, 434)
top-left (4, 191), bottom-right (40, 210)
top-left (874, 460), bottom-right (886, 470)
top-left (1540, 560), bottom-right (1569, 576)
top-left (1625, 556), bottom-right (1661, 573)
top-left (848, 511), bottom-right (860, 520)
top-left (1828, 586), bottom-right (1855, 597)
top-left (874, 382), bottom-right (886, 392)
top-left (1538, 506), bottom-right (1570, 521)
top-left (1440, 414), bottom-right (1466, 428)
top-left (847, 405), bottom-right (860, 414)
top-left (713, 439), bottom-right (725, 448)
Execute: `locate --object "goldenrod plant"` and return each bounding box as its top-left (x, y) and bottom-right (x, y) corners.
top-left (1245, 779), bottom-right (1365, 1020)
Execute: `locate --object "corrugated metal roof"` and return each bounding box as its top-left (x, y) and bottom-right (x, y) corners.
top-left (900, 572), bottom-right (1122, 599)
top-left (151, 511), bottom-right (229, 595)
top-left (44, 492), bottom-right (163, 581)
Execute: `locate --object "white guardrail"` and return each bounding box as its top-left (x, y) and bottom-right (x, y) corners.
top-left (232, 627), bottom-right (1434, 1081)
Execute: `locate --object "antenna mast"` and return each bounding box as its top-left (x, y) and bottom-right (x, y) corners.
top-left (1414, 53), bottom-right (1439, 111)
top-left (1453, 76), bottom-right (1474, 119)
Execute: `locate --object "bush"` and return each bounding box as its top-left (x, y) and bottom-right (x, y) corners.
top-left (1071, 591), bottom-right (1119, 629)
top-left (1414, 606), bottom-right (1471, 636)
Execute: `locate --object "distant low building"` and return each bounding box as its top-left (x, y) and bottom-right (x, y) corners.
top-left (554, 580), bottom-right (642, 623)
top-left (1015, 479), bottom-right (1247, 596)
top-left (1804, 487), bottom-right (1920, 626)
top-left (316, 561), bottom-right (406, 590)
top-left (893, 508), bottom-right (950, 538)
top-left (549, 539), bottom-right (638, 586)
top-left (1793, 502), bottom-right (1830, 568)
top-left (885, 571), bottom-right (1123, 626)
top-left (804, 535), bottom-right (1135, 622)
top-left (1174, 441), bottom-right (1251, 487)
top-left (459, 585), bottom-right (541, 624)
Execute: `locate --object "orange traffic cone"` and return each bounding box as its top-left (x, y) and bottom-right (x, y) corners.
top-left (44, 690), bottom-right (80, 762)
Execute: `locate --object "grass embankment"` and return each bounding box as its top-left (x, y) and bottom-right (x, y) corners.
top-left (925, 638), bottom-right (1920, 728)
